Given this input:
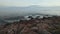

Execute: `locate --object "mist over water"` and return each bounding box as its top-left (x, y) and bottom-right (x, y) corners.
top-left (38, 11), bottom-right (60, 16)
top-left (0, 5), bottom-right (60, 16)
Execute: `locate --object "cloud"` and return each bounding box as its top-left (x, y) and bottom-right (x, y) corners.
top-left (0, 1), bottom-right (35, 7)
top-left (40, 1), bottom-right (60, 6)
top-left (0, 0), bottom-right (60, 7)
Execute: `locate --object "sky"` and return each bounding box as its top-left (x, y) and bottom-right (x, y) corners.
top-left (0, 0), bottom-right (60, 7)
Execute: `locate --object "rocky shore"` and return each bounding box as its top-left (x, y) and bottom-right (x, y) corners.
top-left (0, 16), bottom-right (60, 34)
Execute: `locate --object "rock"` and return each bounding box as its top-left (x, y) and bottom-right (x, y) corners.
top-left (0, 16), bottom-right (60, 34)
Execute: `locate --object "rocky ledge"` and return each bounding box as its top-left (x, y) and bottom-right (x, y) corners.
top-left (0, 16), bottom-right (60, 34)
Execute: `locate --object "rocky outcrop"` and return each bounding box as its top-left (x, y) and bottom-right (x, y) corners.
top-left (0, 16), bottom-right (60, 34)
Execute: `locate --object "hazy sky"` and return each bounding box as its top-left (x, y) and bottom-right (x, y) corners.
top-left (0, 0), bottom-right (60, 7)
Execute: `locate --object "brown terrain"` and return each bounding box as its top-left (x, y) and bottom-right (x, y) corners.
top-left (0, 16), bottom-right (60, 34)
